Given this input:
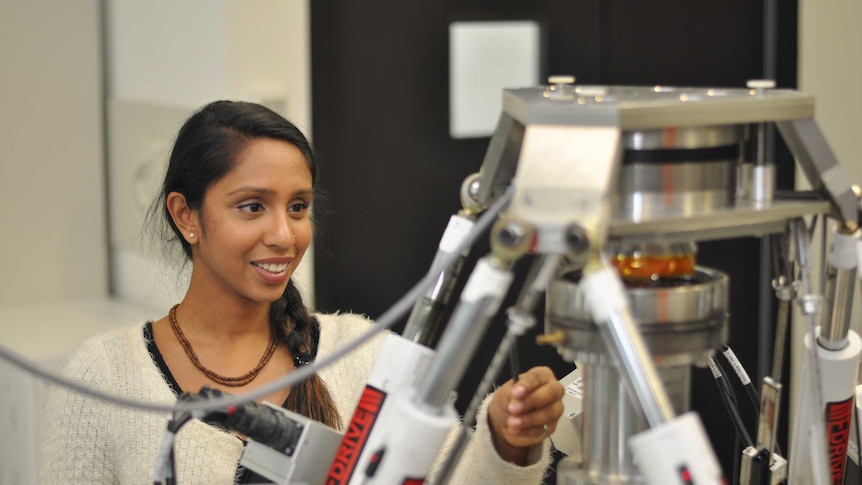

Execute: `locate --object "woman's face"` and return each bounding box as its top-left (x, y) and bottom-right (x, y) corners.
top-left (190, 137), bottom-right (313, 304)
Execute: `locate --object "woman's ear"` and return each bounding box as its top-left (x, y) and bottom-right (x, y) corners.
top-left (166, 192), bottom-right (198, 245)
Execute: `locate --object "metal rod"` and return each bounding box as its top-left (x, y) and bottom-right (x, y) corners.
top-left (818, 228), bottom-right (858, 349)
top-left (789, 218), bottom-right (832, 485)
top-left (763, 0), bottom-right (778, 81)
top-left (402, 214), bottom-right (476, 346)
top-left (416, 295), bottom-right (496, 409)
top-left (820, 267), bottom-right (855, 349)
top-left (401, 252), bottom-right (467, 346)
top-left (599, 309), bottom-right (675, 427)
top-left (756, 377), bottom-right (782, 460)
top-left (580, 263), bottom-right (676, 428)
top-left (416, 257), bottom-right (513, 409)
top-left (770, 299), bottom-right (791, 384)
top-left (769, 229), bottom-right (794, 384)
top-left (757, 236), bottom-right (781, 386)
top-left (433, 255), bottom-right (559, 484)
top-left (432, 331), bottom-right (516, 485)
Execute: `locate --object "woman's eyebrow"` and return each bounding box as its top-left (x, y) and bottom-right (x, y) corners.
top-left (226, 186), bottom-right (276, 196)
top-left (226, 186), bottom-right (314, 197)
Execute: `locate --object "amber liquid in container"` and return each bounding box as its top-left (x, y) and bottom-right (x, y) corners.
top-left (612, 241), bottom-right (697, 287)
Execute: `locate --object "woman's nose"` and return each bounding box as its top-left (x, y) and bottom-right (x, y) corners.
top-left (264, 213), bottom-right (295, 247)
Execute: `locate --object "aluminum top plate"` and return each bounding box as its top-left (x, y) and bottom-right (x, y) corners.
top-left (503, 85), bottom-right (815, 130)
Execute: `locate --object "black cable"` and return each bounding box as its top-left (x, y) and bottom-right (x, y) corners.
top-left (718, 345), bottom-right (760, 412)
top-left (709, 357), bottom-right (753, 485)
top-left (709, 357), bottom-right (755, 449)
top-left (509, 342), bottom-right (520, 383)
top-left (717, 344), bottom-right (788, 462)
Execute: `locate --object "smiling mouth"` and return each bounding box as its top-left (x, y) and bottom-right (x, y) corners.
top-left (251, 262), bottom-right (288, 274)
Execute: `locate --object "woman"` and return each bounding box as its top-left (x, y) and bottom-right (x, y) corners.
top-left (40, 101), bottom-right (564, 484)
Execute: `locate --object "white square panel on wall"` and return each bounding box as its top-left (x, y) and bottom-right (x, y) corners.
top-left (449, 21), bottom-right (541, 139)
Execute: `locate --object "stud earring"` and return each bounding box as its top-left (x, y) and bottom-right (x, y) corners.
top-left (189, 232), bottom-right (195, 239)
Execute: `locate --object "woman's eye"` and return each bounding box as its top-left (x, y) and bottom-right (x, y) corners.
top-left (288, 202), bottom-right (309, 213)
top-left (239, 202), bottom-right (264, 213)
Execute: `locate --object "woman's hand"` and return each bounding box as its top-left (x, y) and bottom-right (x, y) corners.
top-left (486, 366), bottom-right (564, 465)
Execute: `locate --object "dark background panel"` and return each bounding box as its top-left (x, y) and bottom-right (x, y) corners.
top-left (310, 0), bottom-right (604, 319)
top-left (311, 1), bottom-right (798, 481)
top-left (603, 2), bottom-right (764, 86)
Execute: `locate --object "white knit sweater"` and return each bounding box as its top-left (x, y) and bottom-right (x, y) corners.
top-left (39, 312), bottom-right (550, 484)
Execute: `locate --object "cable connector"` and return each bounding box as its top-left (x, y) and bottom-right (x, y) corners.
top-left (199, 388), bottom-right (305, 456)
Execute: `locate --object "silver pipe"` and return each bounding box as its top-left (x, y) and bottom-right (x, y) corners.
top-left (579, 263), bottom-right (676, 427)
top-left (770, 298), bottom-right (791, 384)
top-left (610, 379), bottom-right (631, 475)
top-left (769, 229), bottom-right (794, 383)
top-left (597, 309), bottom-right (675, 427)
top-left (433, 255), bottom-right (559, 485)
top-left (432, 329), bottom-right (515, 485)
top-left (581, 362), bottom-right (691, 484)
top-left (401, 250), bottom-right (468, 345)
top-left (758, 237), bottom-right (774, 384)
top-left (415, 295), bottom-right (496, 408)
top-left (583, 363), bottom-right (639, 482)
top-left (819, 266), bottom-right (855, 350)
top-left (764, 0), bottom-right (778, 81)
top-left (789, 218), bottom-right (832, 485)
top-left (583, 363), bottom-right (608, 477)
top-left (416, 255), bottom-right (514, 409)
top-left (756, 122), bottom-right (767, 166)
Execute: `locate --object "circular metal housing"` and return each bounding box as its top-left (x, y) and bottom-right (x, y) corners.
top-left (623, 125), bottom-right (745, 150)
top-left (616, 125), bottom-right (743, 222)
top-left (546, 267), bottom-right (729, 366)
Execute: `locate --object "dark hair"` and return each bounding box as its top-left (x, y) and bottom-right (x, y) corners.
top-left (150, 100), bottom-right (340, 429)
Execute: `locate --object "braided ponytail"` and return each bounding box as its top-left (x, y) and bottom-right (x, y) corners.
top-left (270, 280), bottom-right (342, 430)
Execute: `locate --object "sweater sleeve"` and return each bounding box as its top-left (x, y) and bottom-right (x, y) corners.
top-left (39, 335), bottom-right (118, 485)
top-left (39, 324), bottom-right (247, 485)
top-left (430, 395), bottom-right (551, 485)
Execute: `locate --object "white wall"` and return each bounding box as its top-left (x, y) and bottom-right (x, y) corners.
top-left (0, 0), bottom-right (107, 306)
top-left (799, 1), bottom-right (862, 161)
top-left (0, 1), bottom-right (109, 481)
top-left (0, 3), bottom-right (312, 480)
top-left (790, 0), bottom-right (862, 466)
top-left (795, 2), bottom-right (862, 367)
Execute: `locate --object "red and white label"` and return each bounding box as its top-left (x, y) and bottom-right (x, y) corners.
top-left (325, 386), bottom-right (387, 485)
top-left (825, 397), bottom-right (853, 484)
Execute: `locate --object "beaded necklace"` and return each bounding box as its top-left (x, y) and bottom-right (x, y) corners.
top-left (168, 304), bottom-right (278, 387)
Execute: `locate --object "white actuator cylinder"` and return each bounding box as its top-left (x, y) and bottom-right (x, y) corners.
top-left (324, 333), bottom-right (455, 484)
top-left (789, 330), bottom-right (861, 484)
top-left (357, 391), bottom-right (456, 484)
